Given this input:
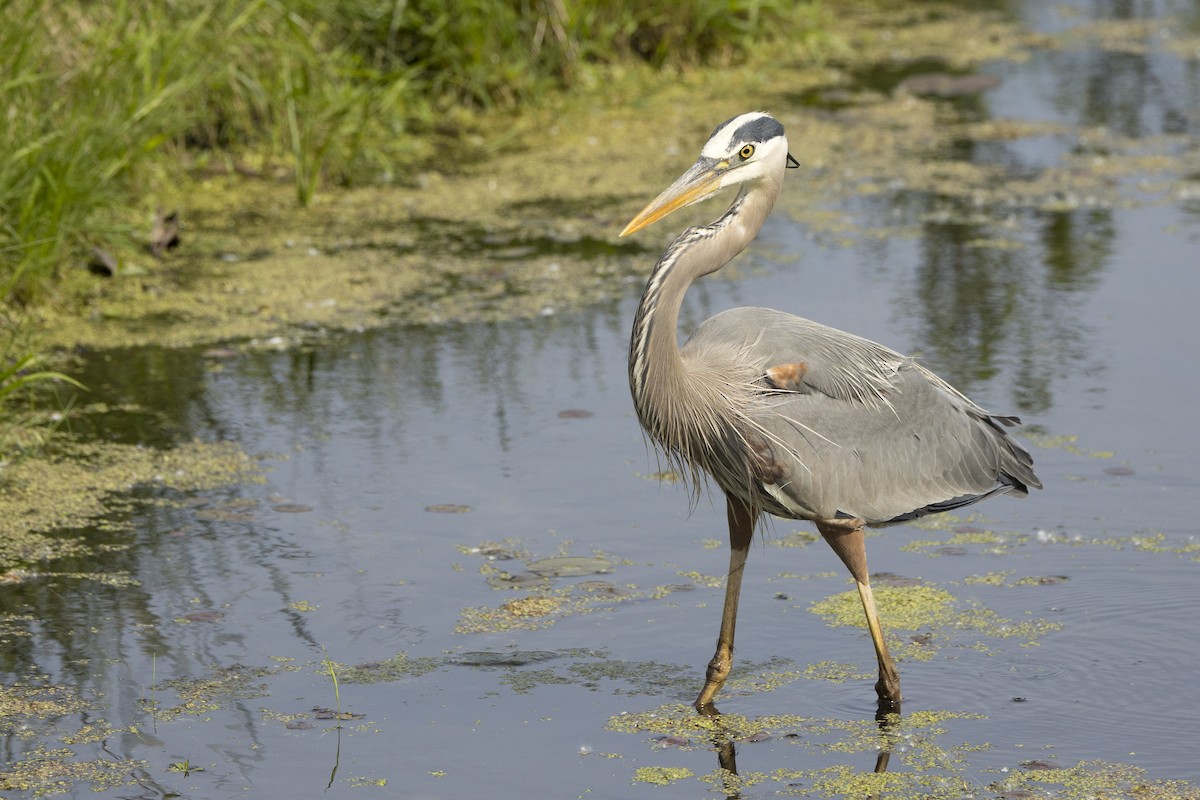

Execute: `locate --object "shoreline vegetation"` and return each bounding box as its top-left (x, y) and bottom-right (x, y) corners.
top-left (1, 0), bottom-right (828, 310)
top-left (1, 0), bottom-right (830, 457)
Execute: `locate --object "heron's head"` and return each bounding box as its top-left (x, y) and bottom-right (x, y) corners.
top-left (620, 111), bottom-right (798, 237)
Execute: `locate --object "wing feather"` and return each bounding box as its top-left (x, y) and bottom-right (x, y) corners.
top-left (684, 307), bottom-right (1040, 525)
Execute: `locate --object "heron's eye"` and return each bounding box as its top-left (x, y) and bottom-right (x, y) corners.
top-left (739, 145), bottom-right (755, 160)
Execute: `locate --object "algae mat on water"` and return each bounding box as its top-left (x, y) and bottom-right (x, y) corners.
top-left (0, 439), bottom-right (263, 575)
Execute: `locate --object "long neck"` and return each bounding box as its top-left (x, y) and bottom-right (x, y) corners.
top-left (628, 176), bottom-right (782, 450)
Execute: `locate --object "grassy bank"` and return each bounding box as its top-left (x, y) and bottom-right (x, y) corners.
top-left (0, 0), bottom-right (826, 309)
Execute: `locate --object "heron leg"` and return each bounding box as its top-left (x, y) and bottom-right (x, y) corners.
top-left (695, 495), bottom-right (758, 712)
top-left (816, 518), bottom-right (902, 708)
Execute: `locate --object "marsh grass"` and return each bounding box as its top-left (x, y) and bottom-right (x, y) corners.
top-left (1, 0), bottom-right (826, 307)
top-left (0, 326), bottom-right (84, 458)
top-left (321, 645), bottom-right (343, 725)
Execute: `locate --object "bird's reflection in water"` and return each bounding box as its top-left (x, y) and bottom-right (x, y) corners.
top-left (700, 698), bottom-right (900, 800)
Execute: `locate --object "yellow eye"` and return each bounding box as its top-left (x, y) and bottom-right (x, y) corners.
top-left (739, 145), bottom-right (755, 159)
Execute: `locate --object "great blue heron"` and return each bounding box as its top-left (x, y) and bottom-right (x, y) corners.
top-left (621, 111), bottom-right (1041, 712)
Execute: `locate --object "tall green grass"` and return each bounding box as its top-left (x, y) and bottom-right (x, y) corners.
top-left (0, 323), bottom-right (84, 458)
top-left (0, 0), bottom-right (822, 307)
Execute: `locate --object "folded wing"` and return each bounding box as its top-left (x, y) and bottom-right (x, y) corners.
top-left (684, 307), bottom-right (1040, 525)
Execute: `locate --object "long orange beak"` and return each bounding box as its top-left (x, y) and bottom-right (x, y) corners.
top-left (620, 157), bottom-right (725, 237)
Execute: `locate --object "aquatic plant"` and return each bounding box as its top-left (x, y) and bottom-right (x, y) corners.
top-left (0, 0), bottom-right (827, 307)
top-left (0, 337), bottom-right (82, 458)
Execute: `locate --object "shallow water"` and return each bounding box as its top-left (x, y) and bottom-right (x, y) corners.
top-left (4, 1), bottom-right (1200, 798)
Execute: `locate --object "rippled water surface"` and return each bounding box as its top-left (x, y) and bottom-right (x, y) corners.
top-left (4, 1), bottom-right (1200, 798)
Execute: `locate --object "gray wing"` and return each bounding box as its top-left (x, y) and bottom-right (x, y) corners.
top-left (685, 307), bottom-right (1041, 525)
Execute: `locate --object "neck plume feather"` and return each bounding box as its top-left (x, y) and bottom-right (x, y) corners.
top-left (628, 173), bottom-right (783, 496)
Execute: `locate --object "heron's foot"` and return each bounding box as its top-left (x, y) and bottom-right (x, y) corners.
top-left (694, 653), bottom-right (732, 711)
top-left (874, 669), bottom-right (902, 710)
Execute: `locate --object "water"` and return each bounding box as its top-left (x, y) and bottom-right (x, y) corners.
top-left (3, 2), bottom-right (1200, 797)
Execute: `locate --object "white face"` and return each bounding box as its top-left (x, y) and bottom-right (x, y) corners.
top-left (699, 112), bottom-right (790, 189)
top-left (620, 111), bottom-right (792, 237)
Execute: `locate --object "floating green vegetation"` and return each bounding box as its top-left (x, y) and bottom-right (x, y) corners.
top-left (0, 744), bottom-right (146, 797)
top-left (770, 570), bottom-right (839, 581)
top-left (0, 677), bottom-right (133, 794)
top-left (0, 685), bottom-right (89, 726)
top-left (1024, 432), bottom-right (1116, 459)
top-left (455, 592), bottom-right (570, 634)
top-left (813, 585), bottom-right (959, 631)
top-left (961, 571), bottom-right (1015, 586)
top-left (607, 702), bottom-right (809, 741)
top-left (151, 664), bottom-right (277, 722)
top-left (699, 767), bottom-right (769, 795)
top-left (500, 667), bottom-right (576, 695)
top-left (0, 437), bottom-right (264, 573)
top-left (2, 570), bottom-right (141, 588)
top-left (768, 530), bottom-right (820, 549)
top-left (903, 528), bottom-right (1028, 556)
top-left (907, 521), bottom-right (1200, 561)
top-left (766, 755), bottom-right (1200, 800)
top-left (674, 570), bottom-right (726, 589)
top-left (468, 541), bottom-right (634, 591)
top-left (606, 704), bottom-right (1150, 799)
top-left (803, 709), bottom-right (986, 757)
top-left (724, 657), bottom-right (808, 697)
top-left (810, 584), bottom-right (1061, 660)
top-left (906, 512), bottom-right (990, 533)
top-left (1047, 14), bottom-right (1200, 59)
top-left (456, 539), bottom-right (531, 562)
top-left (0, 613), bottom-right (34, 643)
top-left (638, 470), bottom-right (682, 483)
top-left (1074, 530), bottom-right (1200, 558)
top-left (610, 704), bottom-right (999, 796)
top-left (426, 503), bottom-right (473, 514)
top-left (328, 652), bottom-right (441, 684)
top-left (989, 759), bottom-right (1200, 800)
top-left (456, 544), bottom-right (644, 632)
top-left (803, 660), bottom-right (873, 683)
top-left (960, 571), bottom-right (1071, 587)
top-left (772, 762), bottom-right (970, 799)
top-left (632, 766), bottom-right (694, 786)
top-left (55, 722), bottom-right (124, 746)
